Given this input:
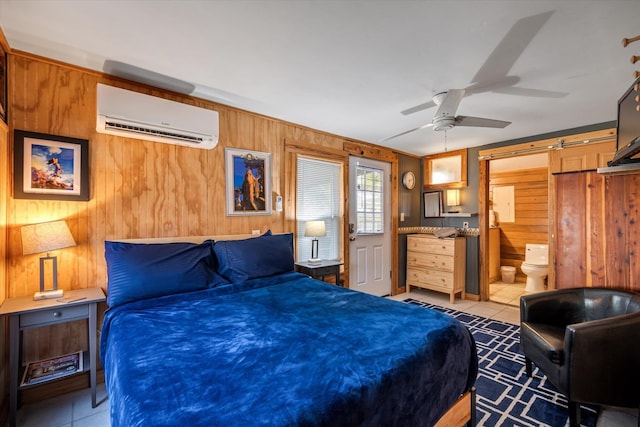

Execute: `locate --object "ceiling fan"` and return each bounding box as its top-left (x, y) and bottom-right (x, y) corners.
top-left (379, 89), bottom-right (511, 143)
top-left (380, 10), bottom-right (565, 144)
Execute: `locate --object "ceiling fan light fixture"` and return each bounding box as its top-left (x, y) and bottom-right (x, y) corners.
top-left (432, 116), bottom-right (456, 131)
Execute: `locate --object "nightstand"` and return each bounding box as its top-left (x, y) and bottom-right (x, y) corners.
top-left (295, 260), bottom-right (344, 286)
top-left (0, 287), bottom-right (106, 427)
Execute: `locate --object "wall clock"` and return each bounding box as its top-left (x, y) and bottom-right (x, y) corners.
top-left (402, 171), bottom-right (416, 190)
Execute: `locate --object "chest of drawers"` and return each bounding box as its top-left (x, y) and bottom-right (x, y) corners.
top-left (406, 234), bottom-right (466, 303)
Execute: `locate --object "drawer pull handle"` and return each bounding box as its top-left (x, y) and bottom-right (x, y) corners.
top-left (53, 312), bottom-right (62, 318)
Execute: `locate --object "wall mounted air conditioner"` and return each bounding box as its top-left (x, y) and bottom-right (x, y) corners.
top-left (96, 83), bottom-right (219, 149)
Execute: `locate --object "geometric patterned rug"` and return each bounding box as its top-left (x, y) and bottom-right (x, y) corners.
top-left (403, 299), bottom-right (598, 427)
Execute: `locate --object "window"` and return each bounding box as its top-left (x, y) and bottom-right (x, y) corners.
top-left (355, 165), bottom-right (384, 234)
top-left (296, 157), bottom-right (342, 261)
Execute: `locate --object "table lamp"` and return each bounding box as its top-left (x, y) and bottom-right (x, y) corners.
top-left (447, 189), bottom-right (461, 213)
top-left (21, 220), bottom-right (76, 300)
top-left (305, 220), bottom-right (326, 264)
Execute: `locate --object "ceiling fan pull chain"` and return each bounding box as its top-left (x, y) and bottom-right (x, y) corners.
top-left (444, 130), bottom-right (448, 152)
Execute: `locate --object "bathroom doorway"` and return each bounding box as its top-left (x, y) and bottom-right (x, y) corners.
top-left (486, 153), bottom-right (549, 306)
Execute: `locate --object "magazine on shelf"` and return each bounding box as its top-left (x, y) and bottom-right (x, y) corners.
top-left (20, 351), bottom-right (83, 387)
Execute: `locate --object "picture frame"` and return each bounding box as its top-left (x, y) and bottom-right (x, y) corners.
top-left (423, 148), bottom-right (468, 189)
top-left (225, 148), bottom-right (272, 216)
top-left (13, 130), bottom-right (90, 201)
top-left (423, 191), bottom-right (443, 218)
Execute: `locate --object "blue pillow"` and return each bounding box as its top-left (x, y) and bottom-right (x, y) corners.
top-left (213, 232), bottom-right (294, 282)
top-left (104, 240), bottom-right (228, 307)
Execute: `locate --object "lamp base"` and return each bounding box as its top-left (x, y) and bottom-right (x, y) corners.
top-left (33, 289), bottom-right (64, 301)
top-left (307, 258), bottom-right (322, 265)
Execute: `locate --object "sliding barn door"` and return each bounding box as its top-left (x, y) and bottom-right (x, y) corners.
top-left (604, 174), bottom-right (640, 290)
top-left (554, 171), bottom-right (606, 288)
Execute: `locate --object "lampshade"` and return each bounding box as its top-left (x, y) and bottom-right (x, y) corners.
top-left (446, 189), bottom-right (460, 207)
top-left (304, 220), bottom-right (326, 238)
top-left (21, 220), bottom-right (76, 256)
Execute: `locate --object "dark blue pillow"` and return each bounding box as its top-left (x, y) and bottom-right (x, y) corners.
top-left (104, 240), bottom-right (228, 307)
top-left (213, 232), bottom-right (294, 282)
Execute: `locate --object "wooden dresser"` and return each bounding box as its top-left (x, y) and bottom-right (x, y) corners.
top-left (406, 234), bottom-right (466, 303)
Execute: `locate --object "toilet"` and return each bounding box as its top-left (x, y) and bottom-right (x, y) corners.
top-left (521, 244), bottom-right (548, 292)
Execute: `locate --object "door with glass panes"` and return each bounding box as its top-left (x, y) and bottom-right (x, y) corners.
top-left (348, 156), bottom-right (391, 296)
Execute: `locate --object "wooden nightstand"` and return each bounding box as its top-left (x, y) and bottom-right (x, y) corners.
top-left (295, 260), bottom-right (344, 286)
top-left (0, 287), bottom-right (106, 427)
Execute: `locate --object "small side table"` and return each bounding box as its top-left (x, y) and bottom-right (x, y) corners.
top-left (295, 260), bottom-right (344, 286)
top-left (0, 287), bottom-right (106, 427)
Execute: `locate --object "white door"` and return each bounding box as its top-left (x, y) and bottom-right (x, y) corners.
top-left (348, 156), bottom-right (391, 296)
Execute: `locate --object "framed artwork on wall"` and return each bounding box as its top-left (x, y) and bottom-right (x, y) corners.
top-left (225, 148), bottom-right (272, 216)
top-left (423, 148), bottom-right (468, 189)
top-left (13, 130), bottom-right (90, 201)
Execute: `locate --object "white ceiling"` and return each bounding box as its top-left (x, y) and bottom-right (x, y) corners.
top-left (1, 0), bottom-right (639, 156)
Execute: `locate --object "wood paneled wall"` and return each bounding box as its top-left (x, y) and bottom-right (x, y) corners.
top-left (489, 167), bottom-right (549, 280)
top-left (6, 52), bottom-right (347, 297)
top-left (554, 171), bottom-right (640, 290)
top-left (554, 171), bottom-right (606, 287)
top-left (4, 52), bottom-right (355, 368)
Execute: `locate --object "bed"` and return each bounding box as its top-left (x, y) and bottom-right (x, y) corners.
top-left (100, 232), bottom-right (477, 427)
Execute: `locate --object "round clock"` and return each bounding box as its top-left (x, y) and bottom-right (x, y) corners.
top-left (402, 171), bottom-right (416, 190)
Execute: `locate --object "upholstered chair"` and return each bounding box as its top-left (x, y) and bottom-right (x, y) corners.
top-left (520, 287), bottom-right (640, 427)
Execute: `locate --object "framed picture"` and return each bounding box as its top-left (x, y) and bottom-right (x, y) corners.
top-left (225, 148), bottom-right (272, 216)
top-left (423, 148), bottom-right (468, 189)
top-left (14, 130), bottom-right (90, 201)
top-left (424, 191), bottom-right (442, 218)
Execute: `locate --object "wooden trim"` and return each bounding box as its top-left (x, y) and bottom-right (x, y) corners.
top-left (343, 139), bottom-right (398, 163)
top-left (548, 166), bottom-right (556, 289)
top-left (391, 160), bottom-right (400, 295)
top-left (0, 27), bottom-right (10, 53)
top-left (479, 128), bottom-right (616, 159)
top-left (285, 140), bottom-right (348, 160)
top-left (423, 148), bottom-right (468, 189)
top-left (434, 390), bottom-right (473, 427)
top-left (478, 159), bottom-right (489, 301)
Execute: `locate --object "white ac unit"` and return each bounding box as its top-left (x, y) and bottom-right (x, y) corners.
top-left (96, 83), bottom-right (219, 149)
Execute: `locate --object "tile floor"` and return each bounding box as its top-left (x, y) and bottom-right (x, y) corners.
top-left (10, 288), bottom-right (638, 427)
top-left (9, 382), bottom-right (109, 427)
top-left (489, 279), bottom-right (527, 306)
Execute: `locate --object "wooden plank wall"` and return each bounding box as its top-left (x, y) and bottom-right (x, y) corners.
top-left (5, 52), bottom-right (352, 367)
top-left (605, 174), bottom-right (640, 290)
top-left (554, 171), bottom-right (640, 291)
top-left (489, 167), bottom-right (549, 281)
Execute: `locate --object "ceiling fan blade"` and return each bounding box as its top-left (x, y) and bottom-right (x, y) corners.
top-left (471, 11), bottom-right (554, 84)
top-left (434, 89), bottom-right (465, 118)
top-left (378, 123), bottom-right (434, 143)
top-left (401, 100), bottom-right (436, 116)
top-left (455, 116), bottom-right (511, 128)
top-left (492, 85), bottom-right (568, 98)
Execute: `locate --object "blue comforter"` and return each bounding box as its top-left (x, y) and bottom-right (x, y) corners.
top-left (101, 272), bottom-right (477, 426)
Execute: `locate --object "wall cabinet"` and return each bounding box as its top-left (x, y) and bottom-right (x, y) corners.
top-left (406, 234), bottom-right (466, 303)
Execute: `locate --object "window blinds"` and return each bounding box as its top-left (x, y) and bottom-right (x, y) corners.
top-left (296, 157), bottom-right (341, 261)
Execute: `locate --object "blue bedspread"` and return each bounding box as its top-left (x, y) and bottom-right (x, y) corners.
top-left (101, 272), bottom-right (477, 426)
